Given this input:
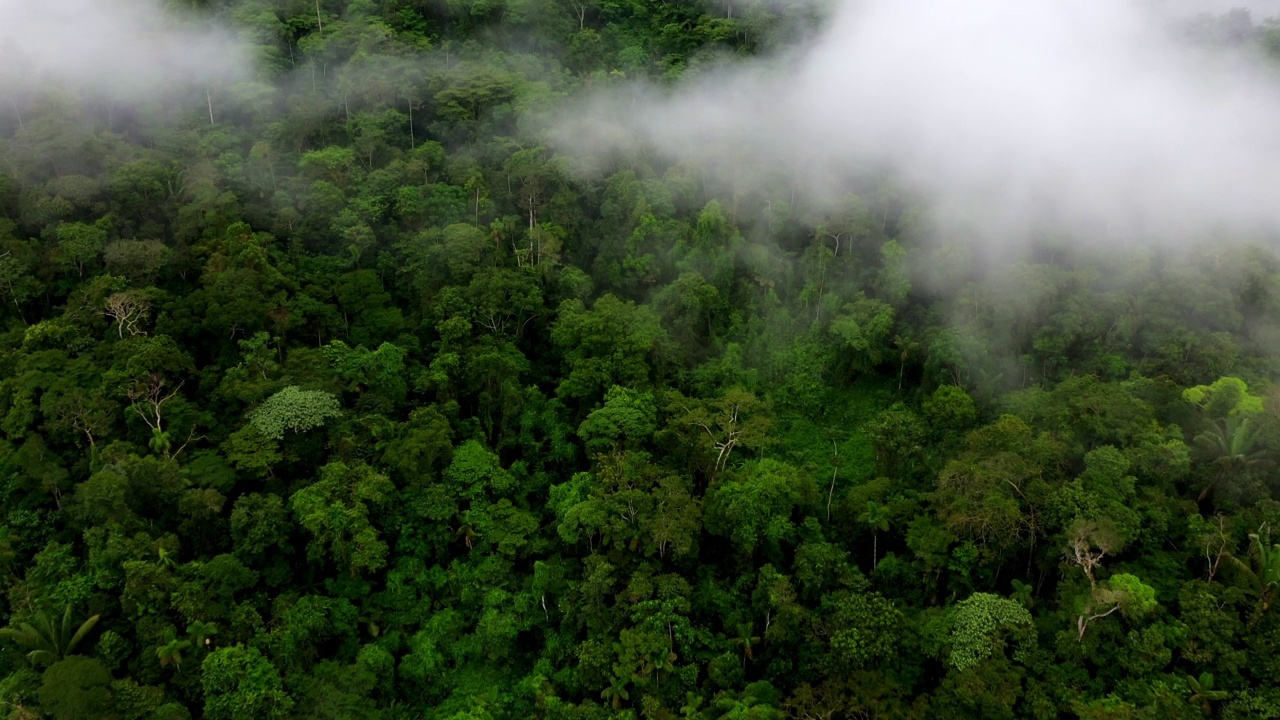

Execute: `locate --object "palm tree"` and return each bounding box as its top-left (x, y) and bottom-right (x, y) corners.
top-left (455, 524), bottom-right (479, 551)
top-left (0, 528), bottom-right (20, 575)
top-left (186, 620), bottom-right (218, 648)
top-left (732, 623), bottom-right (760, 669)
top-left (859, 500), bottom-right (891, 570)
top-left (892, 334), bottom-right (919, 391)
top-left (0, 606), bottom-right (100, 666)
top-left (1187, 672), bottom-right (1228, 716)
top-left (1010, 579), bottom-right (1035, 610)
top-left (358, 610), bottom-right (382, 637)
top-left (156, 633), bottom-right (191, 670)
top-left (1195, 416), bottom-right (1270, 501)
top-left (649, 646), bottom-right (677, 686)
top-left (600, 677), bottom-right (630, 709)
top-left (1228, 528), bottom-right (1280, 614)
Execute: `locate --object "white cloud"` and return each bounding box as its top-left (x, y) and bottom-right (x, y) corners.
top-left (0, 0), bottom-right (252, 101)
top-left (555, 0), bottom-right (1280, 245)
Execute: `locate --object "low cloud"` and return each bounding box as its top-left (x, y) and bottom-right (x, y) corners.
top-left (554, 0), bottom-right (1280, 246)
top-left (0, 0), bottom-right (252, 102)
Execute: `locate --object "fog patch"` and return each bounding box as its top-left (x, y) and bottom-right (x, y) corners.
top-left (552, 0), bottom-right (1280, 248)
top-left (0, 0), bottom-right (253, 103)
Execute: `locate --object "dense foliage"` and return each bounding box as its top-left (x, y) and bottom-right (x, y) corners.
top-left (4, 1), bottom-right (1280, 718)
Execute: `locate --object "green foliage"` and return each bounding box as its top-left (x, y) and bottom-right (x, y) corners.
top-left (822, 589), bottom-right (904, 671)
top-left (830, 293), bottom-right (895, 374)
top-left (1183, 377), bottom-right (1263, 417)
top-left (948, 592), bottom-right (1033, 671)
top-left (577, 385), bottom-right (657, 454)
top-left (248, 386), bottom-right (342, 440)
top-left (38, 656), bottom-right (116, 720)
top-left (551, 294), bottom-right (668, 403)
top-left (1, 4), bottom-right (1279, 718)
top-left (704, 459), bottom-right (812, 555)
top-left (0, 606), bottom-right (100, 667)
top-left (1107, 573), bottom-right (1159, 617)
top-left (923, 385), bottom-right (978, 432)
top-left (201, 645), bottom-right (293, 720)
top-left (289, 461), bottom-right (395, 575)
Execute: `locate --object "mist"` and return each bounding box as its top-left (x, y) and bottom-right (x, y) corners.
top-left (554, 0), bottom-right (1280, 249)
top-left (0, 0), bottom-right (252, 103)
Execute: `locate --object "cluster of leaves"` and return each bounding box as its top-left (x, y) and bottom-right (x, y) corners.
top-left (4, 2), bottom-right (1280, 719)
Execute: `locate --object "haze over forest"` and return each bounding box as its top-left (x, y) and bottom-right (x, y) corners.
top-left (3, 1), bottom-right (1280, 719)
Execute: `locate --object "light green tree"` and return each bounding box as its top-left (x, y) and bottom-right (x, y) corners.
top-left (54, 218), bottom-right (109, 278)
top-left (1075, 573), bottom-right (1157, 642)
top-left (830, 293), bottom-right (895, 374)
top-left (948, 592), bottom-right (1033, 671)
top-left (290, 461), bottom-right (395, 576)
top-left (577, 386), bottom-right (657, 454)
top-left (249, 386), bottom-right (342, 440)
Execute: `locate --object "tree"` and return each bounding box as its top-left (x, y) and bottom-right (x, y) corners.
top-left (202, 645), bottom-right (293, 720)
top-left (858, 500), bottom-right (890, 570)
top-left (103, 240), bottom-right (170, 284)
top-left (43, 387), bottom-right (114, 450)
top-left (218, 332), bottom-right (282, 406)
top-left (864, 404), bottom-right (927, 476)
top-left (432, 64), bottom-right (517, 138)
top-left (1183, 376), bottom-right (1263, 417)
top-left (0, 606), bottom-right (100, 667)
top-left (830, 293), bottom-right (895, 374)
top-left (934, 415), bottom-right (1056, 554)
top-left (668, 387), bottom-right (773, 482)
top-left (948, 593), bottom-right (1033, 671)
top-left (600, 677), bottom-right (630, 709)
top-left (1226, 527), bottom-right (1280, 614)
top-left (382, 405), bottom-right (454, 484)
top-left (820, 588), bottom-right (904, 672)
top-left (37, 656), bottom-right (116, 720)
top-left (551, 294), bottom-right (669, 404)
top-left (103, 291), bottom-right (150, 338)
top-left (0, 246), bottom-right (39, 323)
top-left (188, 620), bottom-right (219, 649)
top-left (54, 219), bottom-right (108, 278)
top-left (1074, 573), bottom-right (1157, 642)
top-left (1186, 672), bottom-right (1228, 716)
top-left (223, 424), bottom-right (282, 478)
top-left (126, 372), bottom-right (193, 459)
top-left (299, 146), bottom-right (359, 188)
top-left (732, 623), bottom-right (760, 668)
top-left (324, 340), bottom-right (409, 406)
top-left (704, 459), bottom-right (813, 556)
top-left (1193, 415), bottom-right (1269, 501)
top-left (249, 386), bottom-right (342, 440)
top-left (577, 386), bottom-right (658, 454)
top-left (290, 461), bottom-right (395, 576)
top-left (155, 631), bottom-right (192, 671)
top-left (1067, 518), bottom-right (1124, 591)
top-left (922, 385), bottom-right (977, 434)
top-left (551, 449), bottom-right (701, 559)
